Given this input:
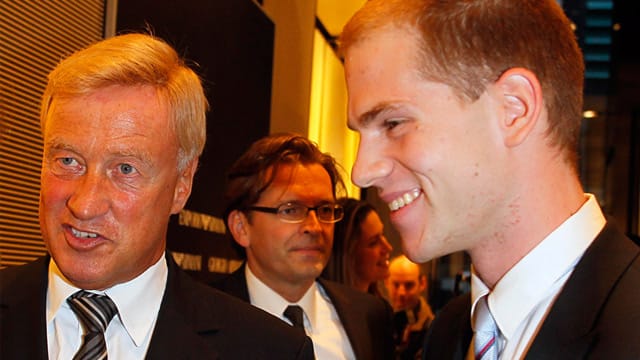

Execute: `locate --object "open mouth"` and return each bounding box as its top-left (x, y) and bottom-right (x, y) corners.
top-left (70, 226), bottom-right (99, 239)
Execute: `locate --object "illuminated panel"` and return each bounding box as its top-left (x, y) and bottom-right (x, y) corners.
top-left (309, 30), bottom-right (360, 198)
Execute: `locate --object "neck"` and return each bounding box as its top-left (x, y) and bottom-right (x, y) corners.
top-left (470, 157), bottom-right (586, 288)
top-left (247, 263), bottom-right (314, 302)
top-left (352, 277), bottom-right (372, 293)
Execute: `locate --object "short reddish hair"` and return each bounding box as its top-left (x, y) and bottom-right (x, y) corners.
top-left (340, 0), bottom-right (584, 168)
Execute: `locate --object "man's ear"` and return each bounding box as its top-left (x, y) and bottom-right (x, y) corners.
top-left (418, 275), bottom-right (427, 292)
top-left (228, 210), bottom-right (250, 248)
top-left (170, 159), bottom-right (199, 214)
top-left (494, 67), bottom-right (543, 147)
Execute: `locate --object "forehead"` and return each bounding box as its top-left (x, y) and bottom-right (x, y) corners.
top-left (44, 85), bottom-right (176, 157)
top-left (344, 27), bottom-right (424, 128)
top-left (390, 273), bottom-right (420, 284)
top-left (345, 27), bottom-right (421, 84)
top-left (360, 211), bottom-right (383, 230)
top-left (47, 86), bottom-right (170, 134)
top-left (262, 162), bottom-right (334, 201)
top-left (390, 262), bottom-right (421, 279)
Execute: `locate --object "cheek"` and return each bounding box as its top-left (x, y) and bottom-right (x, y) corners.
top-left (109, 193), bottom-right (144, 219)
top-left (111, 197), bottom-right (171, 246)
top-left (357, 248), bottom-right (376, 268)
top-left (40, 176), bottom-right (70, 208)
top-left (321, 225), bottom-right (334, 245)
top-left (405, 128), bottom-right (448, 168)
top-left (251, 222), bottom-right (290, 252)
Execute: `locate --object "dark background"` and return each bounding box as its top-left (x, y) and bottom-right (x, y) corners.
top-left (117, 0), bottom-right (274, 283)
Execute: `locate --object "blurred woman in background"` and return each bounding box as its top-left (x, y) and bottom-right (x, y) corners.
top-left (322, 197), bottom-right (393, 298)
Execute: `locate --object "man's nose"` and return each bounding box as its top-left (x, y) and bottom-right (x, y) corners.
top-left (351, 135), bottom-right (392, 189)
top-left (301, 208), bottom-right (323, 233)
top-left (67, 170), bottom-right (110, 219)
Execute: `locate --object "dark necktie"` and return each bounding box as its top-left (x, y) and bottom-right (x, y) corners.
top-left (283, 304), bottom-right (305, 330)
top-left (67, 290), bottom-right (118, 360)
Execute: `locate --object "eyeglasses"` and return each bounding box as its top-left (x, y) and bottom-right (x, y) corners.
top-left (246, 202), bottom-right (344, 224)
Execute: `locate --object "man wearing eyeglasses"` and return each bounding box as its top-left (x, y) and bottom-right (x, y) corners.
top-left (212, 133), bottom-right (394, 360)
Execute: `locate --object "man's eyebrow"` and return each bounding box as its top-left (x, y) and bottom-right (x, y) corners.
top-left (107, 145), bottom-right (154, 166)
top-left (349, 102), bottom-right (400, 130)
top-left (45, 137), bottom-right (75, 151)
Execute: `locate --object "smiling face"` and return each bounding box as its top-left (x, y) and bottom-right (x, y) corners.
top-left (345, 27), bottom-right (509, 263)
top-left (40, 85), bottom-right (195, 290)
top-left (352, 210), bottom-right (392, 289)
top-left (230, 163), bottom-right (336, 301)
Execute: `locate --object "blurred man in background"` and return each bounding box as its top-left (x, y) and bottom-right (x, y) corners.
top-left (387, 255), bottom-right (434, 359)
top-left (213, 133), bottom-right (393, 359)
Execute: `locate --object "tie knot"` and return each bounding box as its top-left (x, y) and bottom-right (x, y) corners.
top-left (67, 290), bottom-right (118, 333)
top-left (473, 295), bottom-right (499, 360)
top-left (283, 305), bottom-right (305, 329)
top-left (474, 296), bottom-right (497, 334)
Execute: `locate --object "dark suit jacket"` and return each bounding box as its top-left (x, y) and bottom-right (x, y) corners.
top-left (212, 264), bottom-right (394, 360)
top-left (422, 223), bottom-right (640, 359)
top-left (0, 254), bottom-right (314, 359)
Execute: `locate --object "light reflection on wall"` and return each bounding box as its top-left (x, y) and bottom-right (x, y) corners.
top-left (309, 29), bottom-right (360, 199)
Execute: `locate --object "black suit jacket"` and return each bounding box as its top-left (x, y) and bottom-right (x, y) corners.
top-left (422, 223), bottom-right (640, 359)
top-left (212, 264), bottom-right (394, 360)
top-left (0, 254), bottom-right (314, 359)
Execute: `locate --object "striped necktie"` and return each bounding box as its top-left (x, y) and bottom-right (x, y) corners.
top-left (473, 295), bottom-right (499, 360)
top-left (67, 290), bottom-right (118, 360)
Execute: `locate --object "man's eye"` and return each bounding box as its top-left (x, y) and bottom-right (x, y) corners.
top-left (119, 163), bottom-right (136, 175)
top-left (317, 206), bottom-right (334, 217)
top-left (405, 283), bottom-right (416, 291)
top-left (281, 205), bottom-right (303, 216)
top-left (383, 119), bottom-right (401, 131)
top-left (60, 157), bottom-right (77, 166)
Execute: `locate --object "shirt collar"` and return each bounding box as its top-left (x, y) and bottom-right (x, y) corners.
top-left (47, 255), bottom-right (168, 346)
top-left (471, 194), bottom-right (606, 338)
top-left (245, 265), bottom-right (318, 330)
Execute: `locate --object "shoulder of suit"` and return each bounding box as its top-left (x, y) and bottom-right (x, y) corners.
top-left (0, 257), bottom-right (48, 293)
top-left (317, 278), bottom-right (387, 306)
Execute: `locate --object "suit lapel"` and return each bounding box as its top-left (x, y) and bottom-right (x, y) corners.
top-left (211, 263), bottom-right (250, 302)
top-left (422, 292), bottom-right (472, 360)
top-left (318, 279), bottom-right (372, 360)
top-left (526, 224), bottom-right (639, 359)
top-left (0, 257), bottom-right (50, 359)
top-left (146, 254), bottom-right (220, 359)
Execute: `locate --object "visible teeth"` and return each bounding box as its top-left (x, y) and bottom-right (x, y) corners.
top-left (388, 189), bottom-right (421, 211)
top-left (71, 227), bottom-right (98, 238)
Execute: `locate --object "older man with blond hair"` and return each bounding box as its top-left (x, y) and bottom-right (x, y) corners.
top-left (0, 33), bottom-right (313, 360)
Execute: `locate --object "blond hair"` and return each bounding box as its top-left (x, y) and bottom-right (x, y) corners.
top-left (41, 33), bottom-right (207, 170)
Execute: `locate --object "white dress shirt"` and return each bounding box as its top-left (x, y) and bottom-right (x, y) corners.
top-left (47, 255), bottom-right (168, 360)
top-left (468, 194), bottom-right (606, 359)
top-left (245, 265), bottom-right (356, 359)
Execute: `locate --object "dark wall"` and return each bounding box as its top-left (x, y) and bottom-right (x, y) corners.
top-left (607, 0), bottom-right (640, 241)
top-left (117, 0), bottom-right (274, 283)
